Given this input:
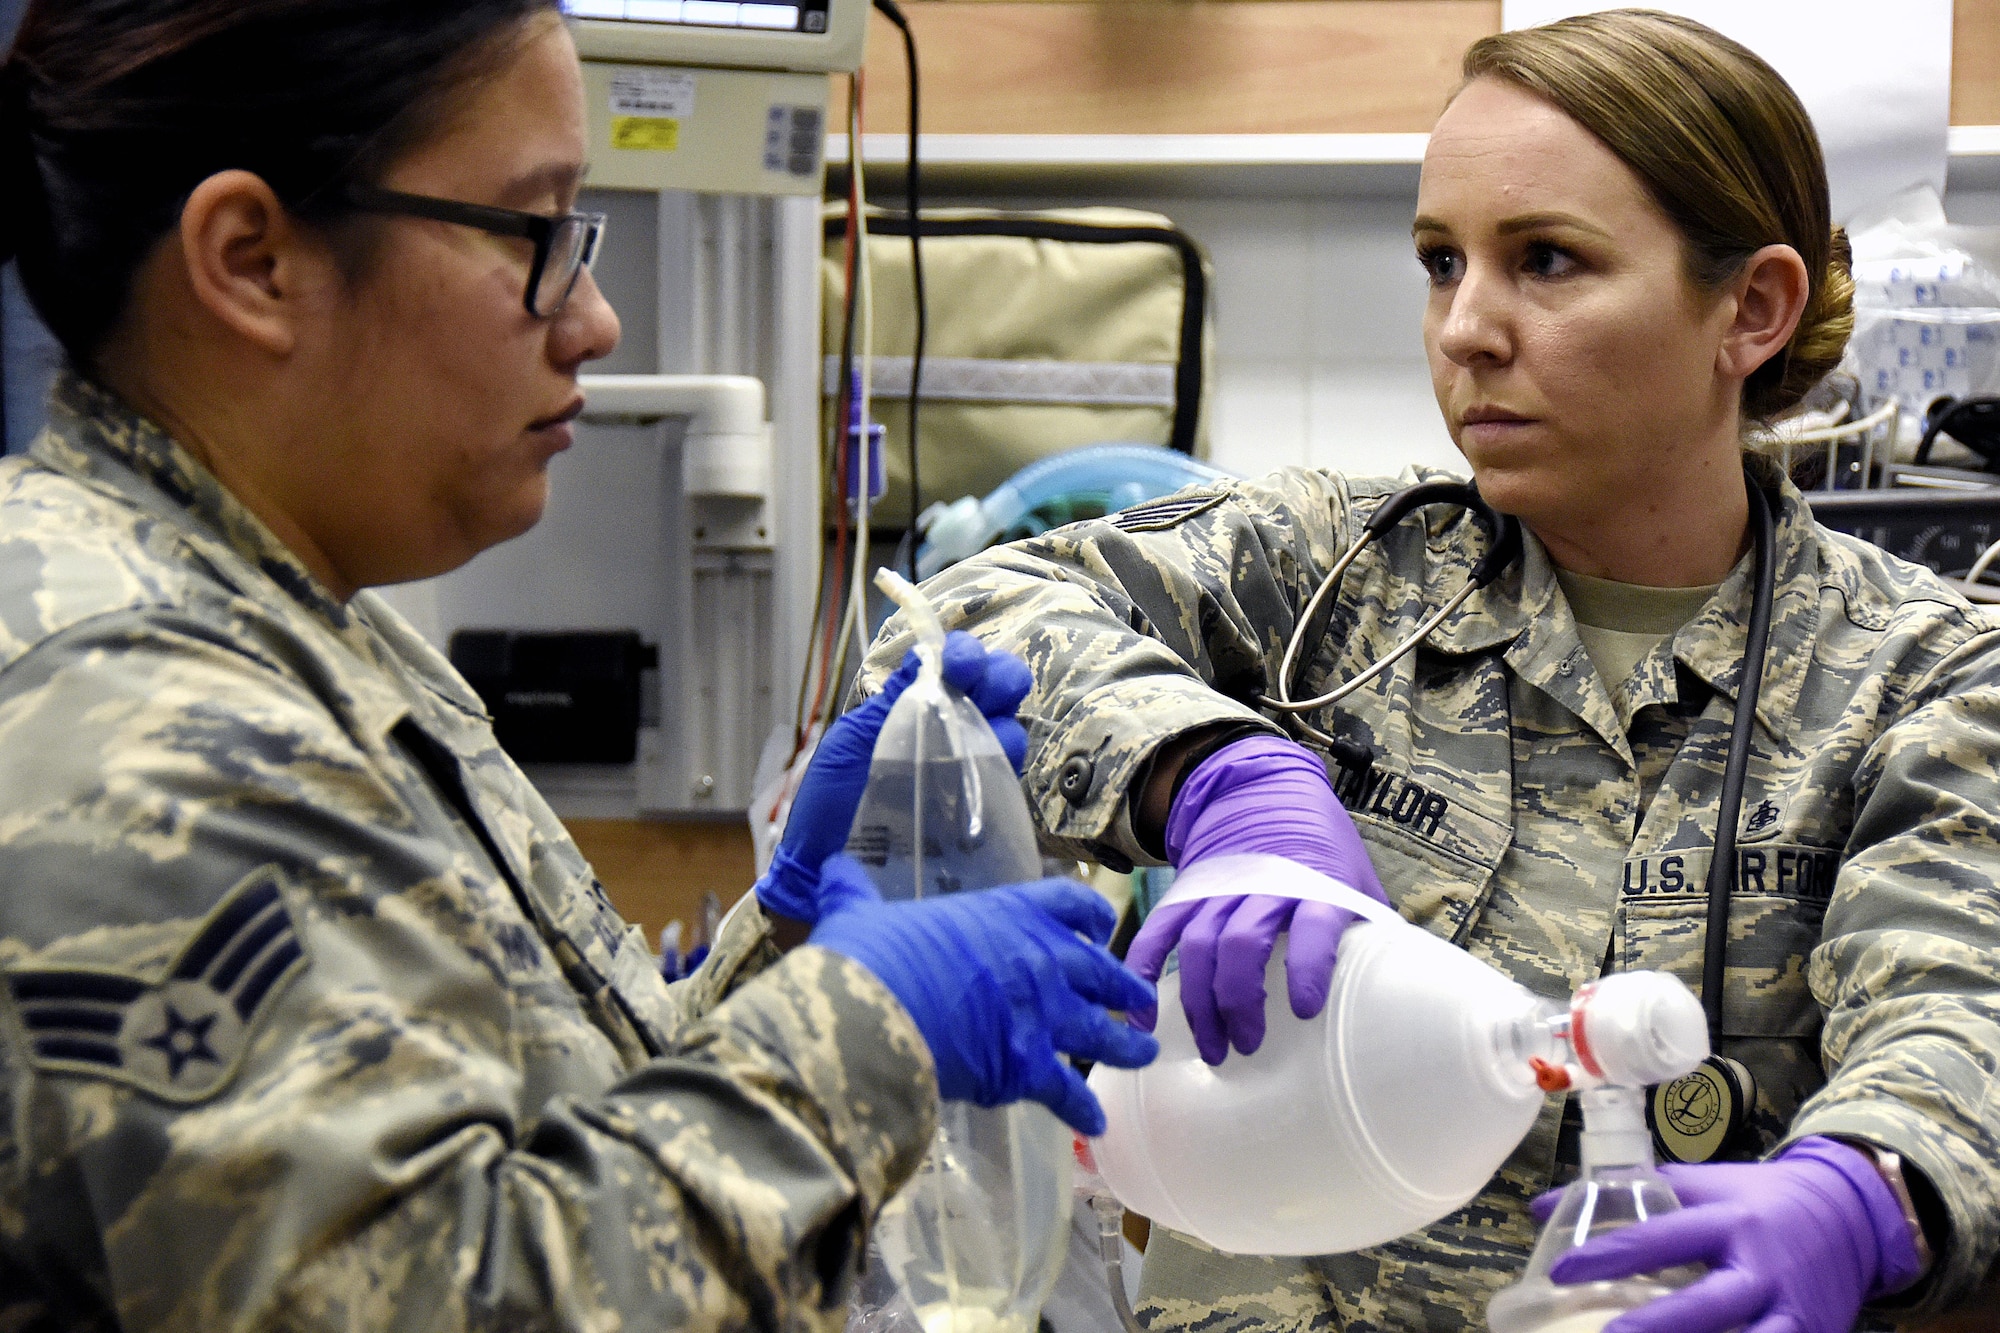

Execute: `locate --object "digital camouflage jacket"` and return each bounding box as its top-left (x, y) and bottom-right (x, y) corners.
top-left (865, 464), bottom-right (2000, 1330)
top-left (0, 373), bottom-right (937, 1331)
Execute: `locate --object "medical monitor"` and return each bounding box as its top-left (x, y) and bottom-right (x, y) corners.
top-left (566, 0), bottom-right (868, 73)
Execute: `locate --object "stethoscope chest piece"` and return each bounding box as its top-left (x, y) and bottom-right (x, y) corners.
top-left (1647, 1054), bottom-right (1758, 1163)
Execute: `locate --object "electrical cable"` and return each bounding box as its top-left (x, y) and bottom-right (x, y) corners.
top-left (1966, 536), bottom-right (2000, 587)
top-left (819, 72), bottom-right (866, 727)
top-left (871, 0), bottom-right (925, 581)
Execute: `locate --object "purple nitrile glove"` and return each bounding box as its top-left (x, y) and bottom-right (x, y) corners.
top-left (756, 632), bottom-right (1031, 925)
top-left (1124, 734), bottom-right (1388, 1065)
top-left (1546, 1136), bottom-right (1926, 1333)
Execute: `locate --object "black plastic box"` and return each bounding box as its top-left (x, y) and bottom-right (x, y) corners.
top-left (448, 629), bottom-right (658, 764)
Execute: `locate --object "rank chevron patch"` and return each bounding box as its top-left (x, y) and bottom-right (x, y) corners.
top-left (1107, 492), bottom-right (1227, 533)
top-left (6, 867), bottom-right (306, 1101)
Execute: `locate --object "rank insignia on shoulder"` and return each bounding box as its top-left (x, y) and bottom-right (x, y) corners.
top-left (1108, 492), bottom-right (1227, 533)
top-left (5, 868), bottom-right (305, 1101)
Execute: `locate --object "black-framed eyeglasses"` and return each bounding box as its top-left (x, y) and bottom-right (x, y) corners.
top-left (345, 184), bottom-right (607, 318)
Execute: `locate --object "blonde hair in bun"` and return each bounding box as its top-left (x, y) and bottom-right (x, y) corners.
top-left (1462, 8), bottom-right (1852, 422)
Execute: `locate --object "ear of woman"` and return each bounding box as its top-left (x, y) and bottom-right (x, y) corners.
top-left (1717, 244), bottom-right (1812, 388)
top-left (173, 169), bottom-right (334, 360)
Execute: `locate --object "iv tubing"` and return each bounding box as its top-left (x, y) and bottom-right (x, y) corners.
top-left (1092, 1194), bottom-right (1148, 1333)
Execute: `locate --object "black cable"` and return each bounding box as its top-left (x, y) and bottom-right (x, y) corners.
top-left (872, 0), bottom-right (924, 580)
top-left (1701, 468), bottom-right (1776, 1046)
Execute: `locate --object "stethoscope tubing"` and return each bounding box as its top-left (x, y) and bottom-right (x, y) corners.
top-left (1702, 475), bottom-right (1777, 1047)
top-left (1260, 481), bottom-right (1519, 745)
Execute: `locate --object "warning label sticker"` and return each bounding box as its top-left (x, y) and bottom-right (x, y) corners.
top-left (612, 117), bottom-right (680, 152)
top-left (609, 69), bottom-right (693, 153)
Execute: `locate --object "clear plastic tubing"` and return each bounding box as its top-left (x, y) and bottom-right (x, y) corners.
top-left (917, 445), bottom-right (1235, 578)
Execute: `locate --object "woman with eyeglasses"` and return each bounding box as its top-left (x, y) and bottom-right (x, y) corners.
top-left (0, 2), bottom-right (1157, 1326)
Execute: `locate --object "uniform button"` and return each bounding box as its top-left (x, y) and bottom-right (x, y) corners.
top-left (1058, 756), bottom-right (1095, 805)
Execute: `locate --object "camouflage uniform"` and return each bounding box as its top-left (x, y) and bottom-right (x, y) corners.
top-left (865, 464), bottom-right (2000, 1329)
top-left (0, 373), bottom-right (937, 1330)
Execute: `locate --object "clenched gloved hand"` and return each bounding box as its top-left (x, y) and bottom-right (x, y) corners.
top-left (808, 854), bottom-right (1159, 1135)
top-left (756, 632), bottom-right (1031, 925)
top-left (1125, 734), bottom-right (1387, 1065)
top-left (1545, 1136), bottom-right (1926, 1333)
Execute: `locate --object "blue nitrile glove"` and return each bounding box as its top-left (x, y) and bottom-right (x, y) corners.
top-left (1124, 735), bottom-right (1388, 1065)
top-left (756, 632), bottom-right (1032, 924)
top-left (807, 854), bottom-right (1160, 1135)
top-left (1544, 1136), bottom-right (1926, 1333)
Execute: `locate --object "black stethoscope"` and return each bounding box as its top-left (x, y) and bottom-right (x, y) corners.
top-left (1256, 467), bottom-right (1778, 1163)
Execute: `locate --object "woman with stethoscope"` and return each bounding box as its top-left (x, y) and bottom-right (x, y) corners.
top-left (864, 11), bottom-right (2000, 1333)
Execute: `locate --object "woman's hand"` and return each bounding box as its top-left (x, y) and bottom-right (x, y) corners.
top-left (1125, 735), bottom-right (1388, 1065)
top-left (807, 855), bottom-right (1159, 1135)
top-left (1545, 1136), bottom-right (1927, 1333)
top-left (754, 633), bottom-right (1031, 927)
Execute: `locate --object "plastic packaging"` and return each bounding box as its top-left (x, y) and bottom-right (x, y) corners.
top-left (1486, 1087), bottom-right (1700, 1333)
top-left (1846, 188), bottom-right (2000, 461)
top-left (845, 570), bottom-right (1072, 1333)
top-left (1086, 855), bottom-right (1708, 1258)
top-left (916, 445), bottom-right (1235, 579)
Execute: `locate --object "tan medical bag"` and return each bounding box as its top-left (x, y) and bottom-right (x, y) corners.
top-left (823, 206), bottom-right (1214, 529)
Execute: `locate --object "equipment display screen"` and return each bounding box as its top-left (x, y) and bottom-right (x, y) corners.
top-left (565, 0), bottom-right (831, 34)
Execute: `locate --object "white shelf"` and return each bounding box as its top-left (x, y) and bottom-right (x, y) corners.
top-left (1950, 125), bottom-right (2000, 191)
top-left (826, 132), bottom-right (1430, 196)
top-left (826, 127), bottom-right (2000, 197)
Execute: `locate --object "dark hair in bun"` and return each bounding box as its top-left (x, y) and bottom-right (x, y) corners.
top-left (0, 63), bottom-right (42, 272)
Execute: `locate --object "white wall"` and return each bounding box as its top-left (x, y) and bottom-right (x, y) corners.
top-left (1158, 193), bottom-right (1459, 481)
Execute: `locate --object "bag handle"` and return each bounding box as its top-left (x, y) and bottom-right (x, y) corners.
top-left (1152, 853), bottom-right (1400, 926)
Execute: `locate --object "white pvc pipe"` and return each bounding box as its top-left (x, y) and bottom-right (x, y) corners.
top-left (579, 373), bottom-right (771, 499)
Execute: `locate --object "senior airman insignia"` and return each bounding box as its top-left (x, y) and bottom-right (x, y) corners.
top-left (5, 868), bottom-right (303, 1101)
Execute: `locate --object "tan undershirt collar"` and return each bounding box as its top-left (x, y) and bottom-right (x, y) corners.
top-left (1555, 568), bottom-right (1719, 696)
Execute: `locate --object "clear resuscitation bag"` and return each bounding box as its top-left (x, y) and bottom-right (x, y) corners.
top-left (1087, 856), bottom-right (1708, 1268)
top-left (844, 571), bottom-right (1072, 1333)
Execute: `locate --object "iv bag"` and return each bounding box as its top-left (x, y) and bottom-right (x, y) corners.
top-left (847, 572), bottom-right (1072, 1333)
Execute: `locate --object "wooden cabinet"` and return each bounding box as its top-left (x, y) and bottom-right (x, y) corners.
top-left (850, 1), bottom-right (2000, 136)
